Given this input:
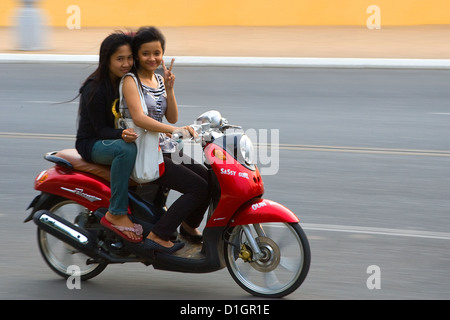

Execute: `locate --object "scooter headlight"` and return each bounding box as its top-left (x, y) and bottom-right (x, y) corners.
top-left (240, 134), bottom-right (255, 165)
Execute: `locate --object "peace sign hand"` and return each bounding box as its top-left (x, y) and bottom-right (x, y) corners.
top-left (162, 58), bottom-right (176, 89)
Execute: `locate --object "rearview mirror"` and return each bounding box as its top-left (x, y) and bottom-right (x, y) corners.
top-left (196, 110), bottom-right (222, 128)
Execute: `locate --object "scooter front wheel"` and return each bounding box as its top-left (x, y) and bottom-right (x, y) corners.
top-left (224, 222), bottom-right (310, 298)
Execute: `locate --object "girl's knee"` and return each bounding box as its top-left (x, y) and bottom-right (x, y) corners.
top-left (117, 140), bottom-right (137, 159)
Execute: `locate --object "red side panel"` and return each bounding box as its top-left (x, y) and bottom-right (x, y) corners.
top-left (34, 166), bottom-right (111, 211)
top-left (159, 161), bottom-right (165, 177)
top-left (204, 144), bottom-right (265, 227)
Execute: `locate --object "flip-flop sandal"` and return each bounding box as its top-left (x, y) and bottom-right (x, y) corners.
top-left (100, 216), bottom-right (143, 243)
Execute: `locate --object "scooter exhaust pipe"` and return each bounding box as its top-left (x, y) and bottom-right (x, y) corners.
top-left (33, 210), bottom-right (96, 253)
top-left (33, 210), bottom-right (150, 264)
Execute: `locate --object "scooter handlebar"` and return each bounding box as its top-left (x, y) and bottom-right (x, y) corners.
top-left (172, 126), bottom-right (196, 141)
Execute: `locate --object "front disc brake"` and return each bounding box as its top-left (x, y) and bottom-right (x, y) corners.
top-left (249, 237), bottom-right (280, 272)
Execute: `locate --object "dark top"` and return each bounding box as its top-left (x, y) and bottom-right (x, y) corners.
top-left (75, 79), bottom-right (123, 162)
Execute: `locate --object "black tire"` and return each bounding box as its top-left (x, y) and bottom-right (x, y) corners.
top-left (34, 195), bottom-right (107, 281)
top-left (224, 222), bottom-right (310, 298)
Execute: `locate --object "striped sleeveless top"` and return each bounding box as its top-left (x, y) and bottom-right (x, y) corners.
top-left (122, 73), bottom-right (177, 153)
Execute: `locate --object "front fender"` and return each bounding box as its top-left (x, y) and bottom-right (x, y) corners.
top-left (229, 198), bottom-right (299, 226)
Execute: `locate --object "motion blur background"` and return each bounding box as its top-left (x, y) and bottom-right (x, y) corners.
top-left (1, 0), bottom-right (450, 300)
top-left (3, 0), bottom-right (450, 27)
top-left (1, 0), bottom-right (450, 58)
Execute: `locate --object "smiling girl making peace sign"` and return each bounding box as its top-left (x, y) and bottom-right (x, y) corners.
top-left (121, 27), bottom-right (209, 254)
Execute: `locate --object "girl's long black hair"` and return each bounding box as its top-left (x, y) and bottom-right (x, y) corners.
top-left (77, 32), bottom-right (132, 120)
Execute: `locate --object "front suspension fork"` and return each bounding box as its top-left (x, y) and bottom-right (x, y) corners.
top-left (241, 224), bottom-right (266, 261)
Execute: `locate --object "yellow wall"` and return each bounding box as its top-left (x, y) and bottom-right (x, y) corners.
top-left (2, 0), bottom-right (450, 27)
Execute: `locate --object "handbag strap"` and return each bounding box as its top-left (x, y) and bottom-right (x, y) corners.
top-left (119, 73), bottom-right (148, 116)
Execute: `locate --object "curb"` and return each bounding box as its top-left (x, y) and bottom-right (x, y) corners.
top-left (1, 53), bottom-right (450, 69)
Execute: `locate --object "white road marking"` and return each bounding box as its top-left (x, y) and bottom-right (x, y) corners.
top-left (2, 54), bottom-right (450, 69)
top-left (24, 100), bottom-right (78, 104)
top-left (303, 223), bottom-right (450, 240)
top-left (2, 131), bottom-right (447, 241)
top-left (271, 223), bottom-right (450, 241)
top-left (258, 143), bottom-right (450, 157)
top-left (2, 132), bottom-right (450, 157)
top-left (0, 132), bottom-right (75, 140)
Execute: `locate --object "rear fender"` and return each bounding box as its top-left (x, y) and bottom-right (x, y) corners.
top-left (229, 198), bottom-right (299, 226)
top-left (24, 193), bottom-right (53, 222)
top-left (33, 166), bottom-right (111, 211)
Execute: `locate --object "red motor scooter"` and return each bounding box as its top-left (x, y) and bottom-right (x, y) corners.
top-left (25, 110), bottom-right (310, 298)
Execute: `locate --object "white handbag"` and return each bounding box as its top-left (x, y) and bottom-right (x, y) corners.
top-left (118, 73), bottom-right (165, 184)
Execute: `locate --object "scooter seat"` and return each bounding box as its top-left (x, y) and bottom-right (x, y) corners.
top-left (48, 149), bottom-right (138, 185)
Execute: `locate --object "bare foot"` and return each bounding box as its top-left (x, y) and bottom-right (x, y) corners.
top-left (105, 211), bottom-right (141, 241)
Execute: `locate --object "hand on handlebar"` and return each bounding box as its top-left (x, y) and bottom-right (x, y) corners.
top-left (172, 126), bottom-right (198, 141)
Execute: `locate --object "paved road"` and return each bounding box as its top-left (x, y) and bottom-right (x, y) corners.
top-left (1, 64), bottom-right (450, 300)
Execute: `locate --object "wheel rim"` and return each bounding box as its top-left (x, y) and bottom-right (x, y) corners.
top-left (226, 223), bottom-right (306, 296)
top-left (38, 200), bottom-right (100, 277)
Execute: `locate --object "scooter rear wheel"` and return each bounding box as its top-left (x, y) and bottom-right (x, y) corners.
top-left (224, 222), bottom-right (310, 298)
top-left (35, 195), bottom-right (107, 281)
